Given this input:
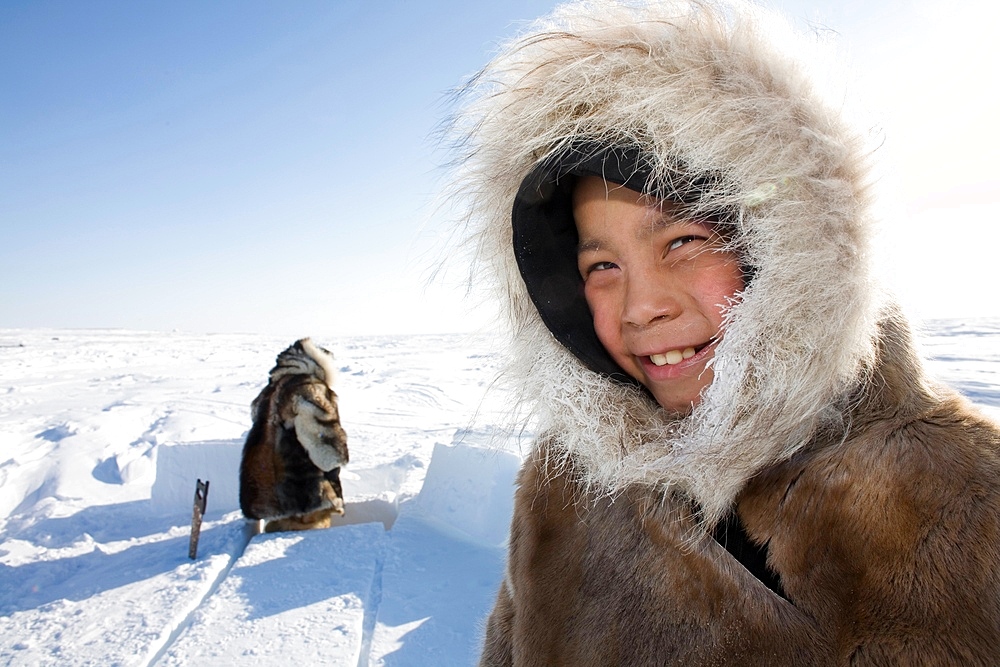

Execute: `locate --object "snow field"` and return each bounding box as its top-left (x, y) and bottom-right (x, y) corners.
top-left (1, 320), bottom-right (998, 665)
top-left (0, 330), bottom-right (526, 666)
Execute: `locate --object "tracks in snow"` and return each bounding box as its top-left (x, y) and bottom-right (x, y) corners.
top-left (140, 519), bottom-right (259, 667)
top-left (141, 501), bottom-right (399, 666)
top-left (356, 537), bottom-right (386, 667)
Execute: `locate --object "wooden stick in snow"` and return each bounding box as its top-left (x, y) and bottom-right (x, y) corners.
top-left (188, 479), bottom-right (210, 560)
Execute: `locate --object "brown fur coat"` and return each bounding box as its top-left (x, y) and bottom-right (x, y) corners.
top-left (239, 338), bottom-right (348, 532)
top-left (449, 0), bottom-right (1000, 664)
top-left (480, 314), bottom-right (1000, 665)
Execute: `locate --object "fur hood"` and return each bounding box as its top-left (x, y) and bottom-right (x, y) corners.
top-left (451, 0), bottom-right (886, 524)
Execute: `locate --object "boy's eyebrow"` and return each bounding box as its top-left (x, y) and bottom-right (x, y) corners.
top-left (576, 212), bottom-right (687, 255)
top-left (638, 214), bottom-right (684, 240)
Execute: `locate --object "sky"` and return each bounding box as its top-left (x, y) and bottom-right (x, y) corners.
top-left (2, 0), bottom-right (998, 337)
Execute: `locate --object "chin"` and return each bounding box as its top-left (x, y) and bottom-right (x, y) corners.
top-left (649, 392), bottom-right (699, 417)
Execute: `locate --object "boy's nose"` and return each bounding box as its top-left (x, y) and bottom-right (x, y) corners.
top-left (622, 269), bottom-right (680, 327)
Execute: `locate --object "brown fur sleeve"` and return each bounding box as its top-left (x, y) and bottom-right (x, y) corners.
top-left (479, 580), bottom-right (515, 667)
top-left (741, 397), bottom-right (1000, 664)
top-left (837, 409), bottom-right (1000, 663)
top-left (239, 384), bottom-right (280, 519)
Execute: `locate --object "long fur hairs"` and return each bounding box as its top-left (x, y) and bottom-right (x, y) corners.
top-left (448, 0), bottom-right (885, 525)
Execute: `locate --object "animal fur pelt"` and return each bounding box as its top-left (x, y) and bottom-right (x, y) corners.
top-left (446, 0), bottom-right (1000, 663)
top-left (239, 338), bottom-right (349, 533)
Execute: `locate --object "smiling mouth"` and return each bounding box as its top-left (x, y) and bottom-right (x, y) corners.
top-left (648, 342), bottom-right (711, 367)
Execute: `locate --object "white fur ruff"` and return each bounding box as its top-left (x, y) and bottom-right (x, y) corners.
top-left (450, 0), bottom-right (882, 524)
top-left (299, 338), bottom-right (337, 390)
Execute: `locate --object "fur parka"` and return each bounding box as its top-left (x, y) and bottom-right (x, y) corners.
top-left (239, 338), bottom-right (348, 532)
top-left (449, 1), bottom-right (1000, 664)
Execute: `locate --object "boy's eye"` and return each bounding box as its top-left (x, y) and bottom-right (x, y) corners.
top-left (588, 261), bottom-right (618, 274)
top-left (667, 235), bottom-right (704, 251)
top-left (579, 259), bottom-right (618, 279)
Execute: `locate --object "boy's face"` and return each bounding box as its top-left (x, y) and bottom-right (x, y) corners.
top-left (573, 176), bottom-right (744, 415)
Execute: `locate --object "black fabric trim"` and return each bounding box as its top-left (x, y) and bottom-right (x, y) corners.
top-left (712, 511), bottom-right (787, 600)
top-left (512, 143), bottom-right (652, 384)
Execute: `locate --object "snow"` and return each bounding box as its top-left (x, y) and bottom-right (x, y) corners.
top-left (1, 321), bottom-right (999, 665)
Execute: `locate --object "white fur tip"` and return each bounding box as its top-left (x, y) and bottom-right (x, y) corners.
top-left (299, 338), bottom-right (337, 389)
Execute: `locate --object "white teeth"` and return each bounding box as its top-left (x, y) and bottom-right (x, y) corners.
top-left (650, 347), bottom-right (698, 366)
top-left (665, 350), bottom-right (684, 365)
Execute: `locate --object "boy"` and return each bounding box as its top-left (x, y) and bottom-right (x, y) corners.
top-left (572, 175), bottom-right (743, 415)
top-left (453, 1), bottom-right (1000, 664)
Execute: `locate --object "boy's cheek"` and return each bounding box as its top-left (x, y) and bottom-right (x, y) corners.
top-left (591, 313), bottom-right (632, 366)
top-left (585, 290), bottom-right (621, 341)
top-left (595, 323), bottom-right (644, 382)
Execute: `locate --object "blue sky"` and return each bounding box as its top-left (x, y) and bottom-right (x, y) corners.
top-left (3, 1), bottom-right (998, 336)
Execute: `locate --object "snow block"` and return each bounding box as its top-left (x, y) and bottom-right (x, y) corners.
top-left (150, 440), bottom-right (243, 518)
top-left (155, 522), bottom-right (387, 666)
top-left (410, 440), bottom-right (521, 548)
top-left (366, 514), bottom-right (506, 667)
